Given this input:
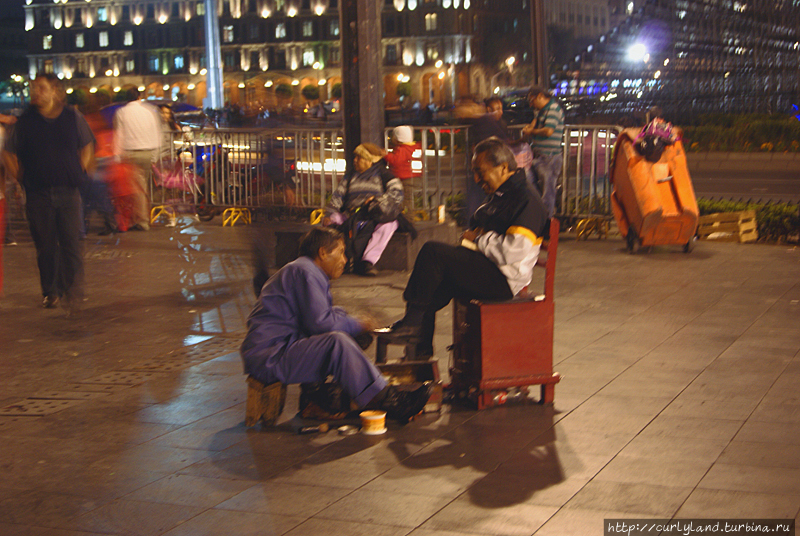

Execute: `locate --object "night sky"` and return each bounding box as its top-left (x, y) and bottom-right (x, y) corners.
top-left (0, 0), bottom-right (23, 20)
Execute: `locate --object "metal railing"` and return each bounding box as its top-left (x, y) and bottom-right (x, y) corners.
top-left (152, 124), bottom-right (621, 222)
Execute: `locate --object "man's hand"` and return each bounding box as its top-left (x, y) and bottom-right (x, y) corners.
top-left (353, 313), bottom-right (380, 332)
top-left (461, 227), bottom-right (483, 242)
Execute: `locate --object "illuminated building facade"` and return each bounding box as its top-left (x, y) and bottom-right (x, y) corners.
top-left (22, 0), bottom-right (533, 109)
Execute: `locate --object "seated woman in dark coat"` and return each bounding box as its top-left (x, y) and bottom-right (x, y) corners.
top-left (324, 142), bottom-right (406, 276)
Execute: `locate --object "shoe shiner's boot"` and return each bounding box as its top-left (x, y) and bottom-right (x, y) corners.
top-left (380, 383), bottom-right (433, 424)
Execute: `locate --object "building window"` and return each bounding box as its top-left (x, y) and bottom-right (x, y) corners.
top-left (196, 2), bottom-right (205, 15)
top-left (329, 47), bottom-right (340, 64)
top-left (302, 20), bottom-right (313, 37)
top-left (249, 23), bottom-right (259, 39)
top-left (303, 48), bottom-right (314, 66)
top-left (223, 25), bottom-right (234, 42)
top-left (425, 12), bottom-right (437, 31)
top-left (426, 44), bottom-right (438, 60)
top-left (385, 44), bottom-right (397, 64)
top-left (99, 31), bottom-right (109, 47)
top-left (329, 19), bottom-right (339, 36)
top-left (97, 6), bottom-right (108, 22)
top-left (148, 54), bottom-right (159, 72)
top-left (75, 33), bottom-right (84, 48)
top-left (172, 3), bottom-right (180, 16)
top-left (275, 22), bottom-right (286, 38)
top-left (126, 58), bottom-right (135, 72)
top-left (174, 54), bottom-right (184, 70)
top-left (43, 34), bottom-right (52, 49)
top-left (147, 4), bottom-right (155, 19)
top-left (301, 0), bottom-right (310, 8)
top-left (123, 30), bottom-right (133, 46)
top-left (385, 17), bottom-right (396, 34)
top-left (223, 51), bottom-right (237, 69)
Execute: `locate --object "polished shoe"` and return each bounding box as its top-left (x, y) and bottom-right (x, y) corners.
top-left (355, 261), bottom-right (378, 277)
top-left (380, 383), bottom-right (433, 424)
top-left (42, 295), bottom-right (60, 309)
top-left (373, 320), bottom-right (421, 340)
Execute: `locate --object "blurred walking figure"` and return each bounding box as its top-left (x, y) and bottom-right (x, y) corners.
top-left (1, 113), bottom-right (17, 295)
top-left (2, 74), bottom-right (95, 312)
top-left (113, 90), bottom-right (161, 230)
top-left (456, 96), bottom-right (509, 218)
top-left (83, 112), bottom-right (120, 236)
top-left (522, 86), bottom-right (564, 218)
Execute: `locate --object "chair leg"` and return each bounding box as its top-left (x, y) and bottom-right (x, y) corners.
top-left (540, 383), bottom-right (555, 405)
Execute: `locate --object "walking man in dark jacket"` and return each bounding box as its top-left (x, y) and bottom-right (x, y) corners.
top-left (3, 73), bottom-right (95, 313)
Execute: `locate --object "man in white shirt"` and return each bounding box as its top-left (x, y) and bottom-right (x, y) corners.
top-left (113, 91), bottom-right (161, 230)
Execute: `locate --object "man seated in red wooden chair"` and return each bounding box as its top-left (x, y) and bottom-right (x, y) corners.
top-left (376, 137), bottom-right (548, 357)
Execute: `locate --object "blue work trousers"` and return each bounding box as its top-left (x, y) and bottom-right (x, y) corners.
top-left (264, 331), bottom-right (387, 408)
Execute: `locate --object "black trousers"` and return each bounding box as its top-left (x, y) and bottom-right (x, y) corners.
top-left (403, 241), bottom-right (512, 350)
top-left (25, 187), bottom-right (85, 300)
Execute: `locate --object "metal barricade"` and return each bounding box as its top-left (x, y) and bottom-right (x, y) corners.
top-left (155, 124), bottom-right (620, 225)
top-left (151, 126), bottom-right (345, 216)
top-left (383, 124), bottom-right (470, 216)
top-left (559, 125), bottom-right (621, 222)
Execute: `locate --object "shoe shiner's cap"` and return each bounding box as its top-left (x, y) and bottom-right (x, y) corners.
top-left (359, 410), bottom-right (387, 435)
top-left (393, 125), bottom-right (414, 144)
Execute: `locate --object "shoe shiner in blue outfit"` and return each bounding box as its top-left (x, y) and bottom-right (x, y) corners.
top-left (241, 227), bottom-right (431, 424)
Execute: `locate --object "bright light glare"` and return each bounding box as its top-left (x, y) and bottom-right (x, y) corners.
top-left (627, 43), bottom-right (647, 62)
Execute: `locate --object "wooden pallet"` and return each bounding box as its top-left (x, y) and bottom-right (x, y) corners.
top-left (697, 210), bottom-right (758, 243)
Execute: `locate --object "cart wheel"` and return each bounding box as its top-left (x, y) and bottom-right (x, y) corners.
top-left (683, 236), bottom-right (696, 253)
top-left (626, 230), bottom-right (641, 254)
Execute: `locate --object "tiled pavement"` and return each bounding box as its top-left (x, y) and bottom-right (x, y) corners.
top-left (1, 217), bottom-right (798, 535)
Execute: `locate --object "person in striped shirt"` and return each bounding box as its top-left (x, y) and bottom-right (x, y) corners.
top-left (522, 86), bottom-right (564, 218)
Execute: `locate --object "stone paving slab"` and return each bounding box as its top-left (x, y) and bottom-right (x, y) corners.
top-left (1, 217), bottom-right (799, 534)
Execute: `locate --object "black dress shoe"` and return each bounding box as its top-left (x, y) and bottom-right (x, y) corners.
top-left (42, 295), bottom-right (60, 309)
top-left (355, 261), bottom-right (378, 277)
top-left (374, 320), bottom-right (421, 340)
top-left (380, 383), bottom-right (433, 424)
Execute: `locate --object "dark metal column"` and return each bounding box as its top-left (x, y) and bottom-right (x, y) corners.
top-left (530, 0), bottom-right (548, 86)
top-left (340, 0), bottom-right (384, 167)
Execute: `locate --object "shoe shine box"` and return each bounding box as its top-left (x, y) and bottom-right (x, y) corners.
top-left (377, 360), bottom-right (443, 414)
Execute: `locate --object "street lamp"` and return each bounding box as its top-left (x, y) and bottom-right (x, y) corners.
top-left (490, 56), bottom-right (516, 96)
